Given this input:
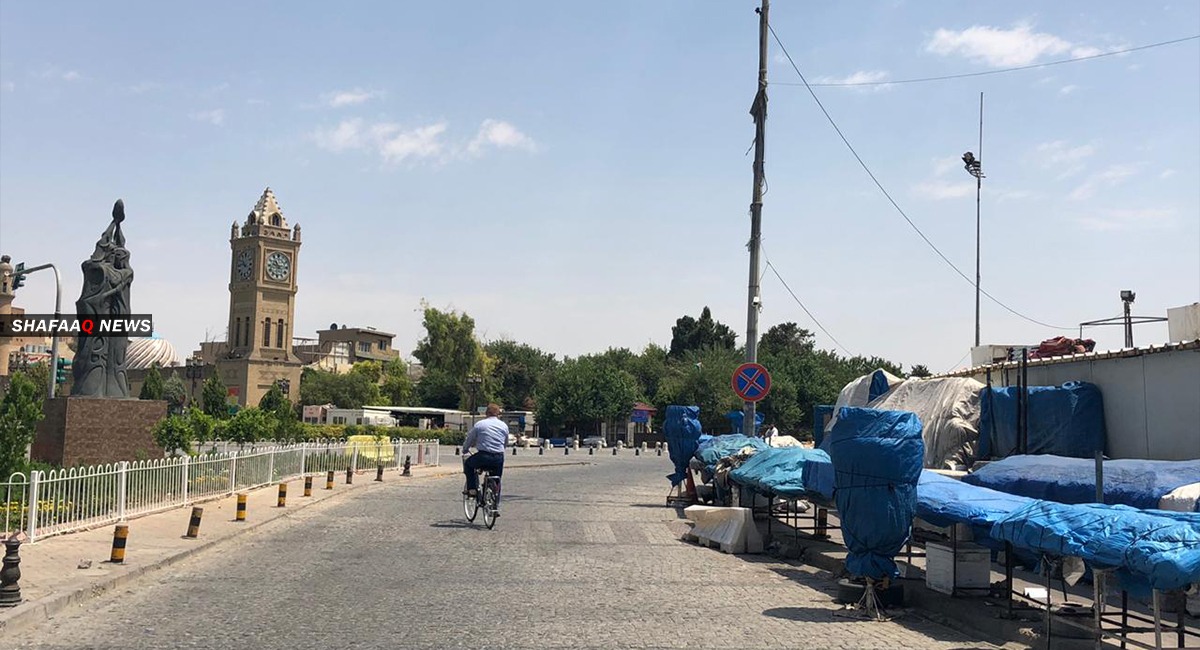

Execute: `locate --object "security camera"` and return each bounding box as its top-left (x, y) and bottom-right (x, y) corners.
top-left (752, 296), bottom-right (762, 307)
top-left (1120, 290), bottom-right (1135, 303)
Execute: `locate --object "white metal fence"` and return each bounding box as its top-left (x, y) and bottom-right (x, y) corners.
top-left (0, 439), bottom-right (441, 543)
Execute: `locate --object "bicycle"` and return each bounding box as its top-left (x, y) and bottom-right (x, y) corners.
top-left (462, 465), bottom-right (501, 529)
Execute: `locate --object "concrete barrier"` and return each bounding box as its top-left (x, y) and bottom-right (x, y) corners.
top-left (683, 505), bottom-right (763, 554)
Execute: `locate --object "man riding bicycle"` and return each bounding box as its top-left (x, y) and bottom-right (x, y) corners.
top-left (461, 403), bottom-right (507, 508)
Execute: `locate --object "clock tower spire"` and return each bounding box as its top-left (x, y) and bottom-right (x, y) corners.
top-left (217, 187), bottom-right (303, 407)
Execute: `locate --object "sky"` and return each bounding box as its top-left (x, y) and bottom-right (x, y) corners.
top-left (1, 1), bottom-right (1197, 374)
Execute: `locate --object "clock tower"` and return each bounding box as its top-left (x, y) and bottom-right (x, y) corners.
top-left (216, 187), bottom-right (303, 407)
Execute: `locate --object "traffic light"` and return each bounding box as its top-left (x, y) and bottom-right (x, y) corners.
top-left (55, 358), bottom-right (72, 384)
top-left (11, 262), bottom-right (26, 290)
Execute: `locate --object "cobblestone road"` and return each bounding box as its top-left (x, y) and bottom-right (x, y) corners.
top-left (11, 452), bottom-right (998, 649)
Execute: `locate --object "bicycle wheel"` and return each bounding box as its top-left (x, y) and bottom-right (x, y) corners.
top-left (482, 481), bottom-right (497, 529)
top-left (463, 478), bottom-right (478, 522)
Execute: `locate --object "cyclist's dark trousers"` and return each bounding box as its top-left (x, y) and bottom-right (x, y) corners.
top-left (464, 451), bottom-right (505, 492)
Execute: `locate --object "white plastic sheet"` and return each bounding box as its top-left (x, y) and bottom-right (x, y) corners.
top-left (868, 377), bottom-right (985, 469)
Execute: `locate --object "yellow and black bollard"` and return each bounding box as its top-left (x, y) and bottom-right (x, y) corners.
top-left (588, 447), bottom-right (594, 456)
top-left (612, 447), bottom-right (618, 456)
top-left (375, 463), bottom-right (384, 482)
top-left (402, 455), bottom-right (412, 477)
top-left (110, 524), bottom-right (129, 563)
top-left (304, 475), bottom-right (313, 497)
top-left (277, 482), bottom-right (287, 507)
top-left (538, 445), bottom-right (544, 456)
top-left (454, 446), bottom-right (460, 456)
top-left (635, 447), bottom-right (640, 456)
top-left (512, 447), bottom-right (517, 456)
top-left (185, 507), bottom-right (203, 539)
top-left (345, 467), bottom-right (353, 485)
top-left (326, 470), bottom-right (335, 490)
top-left (235, 493), bottom-right (248, 521)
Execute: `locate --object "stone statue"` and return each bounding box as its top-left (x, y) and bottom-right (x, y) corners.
top-left (71, 200), bottom-right (134, 398)
top-left (0, 255), bottom-right (13, 296)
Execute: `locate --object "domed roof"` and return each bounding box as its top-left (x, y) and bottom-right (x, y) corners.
top-left (126, 337), bottom-right (180, 369)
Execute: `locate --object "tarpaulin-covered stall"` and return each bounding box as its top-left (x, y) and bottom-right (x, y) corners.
top-left (694, 434), bottom-right (769, 478)
top-left (824, 369), bottom-right (903, 435)
top-left (863, 377), bottom-right (984, 470)
top-left (828, 407), bottom-right (925, 580)
top-left (727, 446), bottom-right (831, 499)
top-left (964, 454), bottom-right (1200, 511)
top-left (978, 381), bottom-right (1105, 459)
top-left (665, 405), bottom-right (702, 487)
top-left (991, 501), bottom-right (1200, 593)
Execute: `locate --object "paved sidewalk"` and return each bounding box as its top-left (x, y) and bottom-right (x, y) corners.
top-left (0, 456), bottom-right (585, 637)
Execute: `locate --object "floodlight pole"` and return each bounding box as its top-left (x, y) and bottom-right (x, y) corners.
top-left (14, 263), bottom-right (63, 399)
top-left (744, 0), bottom-right (768, 437)
top-left (974, 93), bottom-right (984, 349)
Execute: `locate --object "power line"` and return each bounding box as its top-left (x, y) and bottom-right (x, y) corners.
top-left (760, 244), bottom-right (854, 356)
top-left (774, 35), bottom-right (1199, 88)
top-left (767, 23), bottom-right (1074, 331)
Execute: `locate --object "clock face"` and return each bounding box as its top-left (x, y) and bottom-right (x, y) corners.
top-left (266, 251), bottom-right (291, 281)
top-left (236, 250), bottom-right (254, 280)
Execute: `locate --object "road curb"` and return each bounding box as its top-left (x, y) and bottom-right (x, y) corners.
top-left (0, 468), bottom-right (423, 637)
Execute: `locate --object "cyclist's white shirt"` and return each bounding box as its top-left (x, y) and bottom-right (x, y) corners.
top-left (463, 417), bottom-right (508, 453)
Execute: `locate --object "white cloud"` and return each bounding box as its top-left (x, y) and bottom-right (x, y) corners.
top-left (932, 155), bottom-right (963, 177)
top-left (1160, 169), bottom-right (1177, 179)
top-left (188, 109), bottom-right (226, 126)
top-left (912, 180), bottom-right (974, 200)
top-left (1075, 207), bottom-right (1177, 231)
top-left (1036, 140), bottom-right (1096, 178)
top-left (323, 88), bottom-right (379, 108)
top-left (129, 81), bottom-right (160, 94)
top-left (1068, 164), bottom-right (1139, 200)
top-left (312, 118), bottom-right (448, 164)
top-left (313, 117), bottom-right (535, 165)
top-left (1, 81), bottom-right (13, 92)
top-left (1059, 84), bottom-right (1078, 95)
top-left (813, 70), bottom-right (891, 91)
top-left (926, 23), bottom-right (1101, 67)
top-left (374, 122), bottom-right (447, 163)
top-left (35, 66), bottom-right (82, 82)
top-left (468, 119), bottom-right (536, 156)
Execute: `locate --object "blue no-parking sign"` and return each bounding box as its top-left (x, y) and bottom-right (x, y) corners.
top-left (731, 362), bottom-right (771, 402)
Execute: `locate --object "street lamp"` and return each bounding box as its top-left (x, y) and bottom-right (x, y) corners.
top-left (466, 375), bottom-right (483, 414)
top-left (963, 149), bottom-right (985, 348)
top-left (185, 356), bottom-right (203, 408)
top-left (1121, 290), bottom-right (1136, 348)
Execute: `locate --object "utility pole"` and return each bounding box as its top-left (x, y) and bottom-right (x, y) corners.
top-left (962, 93), bottom-right (985, 349)
top-left (975, 92), bottom-right (984, 349)
top-left (744, 0), bottom-right (768, 437)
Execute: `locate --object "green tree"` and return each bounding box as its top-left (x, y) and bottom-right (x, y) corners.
top-left (162, 373), bottom-right (188, 414)
top-left (153, 414), bottom-right (193, 457)
top-left (0, 372), bottom-right (45, 478)
top-left (536, 356), bottom-right (638, 435)
top-left (224, 407), bottom-right (276, 446)
top-left (653, 347), bottom-right (742, 432)
top-left (259, 383), bottom-right (292, 420)
top-left (201, 373), bottom-right (229, 419)
top-left (668, 306), bottom-right (737, 359)
top-left (380, 360), bottom-right (414, 406)
top-left (350, 360), bottom-right (382, 383)
top-left (412, 305), bottom-right (483, 381)
top-left (416, 368), bottom-right (461, 409)
top-left (186, 407), bottom-right (216, 445)
top-left (139, 364), bottom-right (164, 400)
top-left (908, 364), bottom-right (932, 378)
top-left (484, 340), bottom-right (557, 411)
top-left (299, 368), bottom-right (382, 409)
top-left (21, 362), bottom-right (51, 402)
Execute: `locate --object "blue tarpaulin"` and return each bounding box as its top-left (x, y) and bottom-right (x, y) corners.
top-left (665, 405), bottom-right (702, 486)
top-left (725, 410), bottom-right (764, 435)
top-left (991, 501), bottom-right (1200, 593)
top-left (728, 446), bottom-right (831, 498)
top-left (963, 455), bottom-right (1200, 510)
top-left (813, 405), bottom-right (835, 447)
top-left (916, 471), bottom-right (1034, 547)
top-left (828, 407), bottom-right (925, 580)
top-left (979, 382), bottom-right (1105, 459)
top-left (694, 434), bottom-right (768, 477)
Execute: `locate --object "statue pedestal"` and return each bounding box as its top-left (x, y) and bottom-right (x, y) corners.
top-left (33, 397), bottom-right (167, 467)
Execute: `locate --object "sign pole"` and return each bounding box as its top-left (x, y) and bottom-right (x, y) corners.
top-left (744, 0), bottom-right (769, 437)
